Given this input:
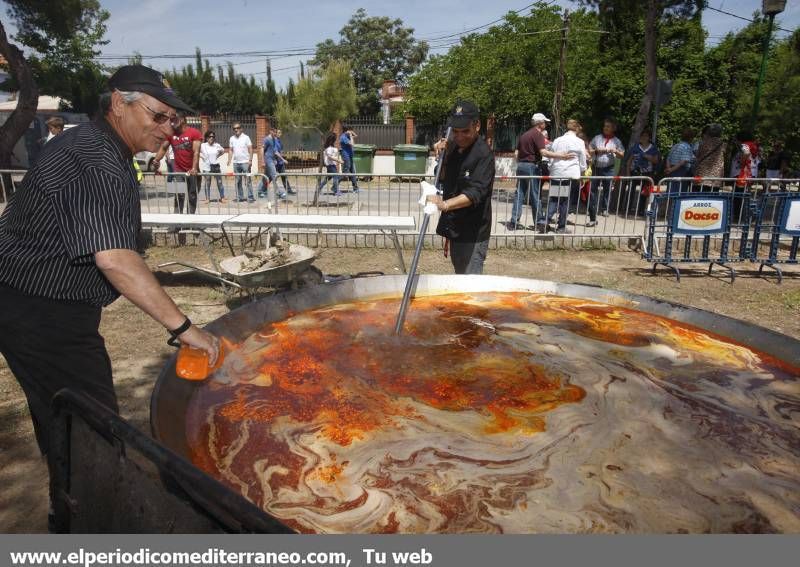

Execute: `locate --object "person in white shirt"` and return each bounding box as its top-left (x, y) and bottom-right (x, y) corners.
top-left (313, 132), bottom-right (343, 203)
top-left (199, 131), bottom-right (226, 203)
top-left (539, 119), bottom-right (587, 234)
top-left (226, 123), bottom-right (254, 202)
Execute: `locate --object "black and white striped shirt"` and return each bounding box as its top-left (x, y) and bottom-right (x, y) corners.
top-left (0, 118), bottom-right (141, 307)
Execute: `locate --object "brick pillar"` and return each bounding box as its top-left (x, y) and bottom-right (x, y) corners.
top-left (405, 115), bottom-right (415, 144)
top-left (332, 120), bottom-right (342, 146)
top-left (200, 115), bottom-right (210, 135)
top-left (486, 113), bottom-right (496, 150)
top-left (255, 115), bottom-right (268, 169)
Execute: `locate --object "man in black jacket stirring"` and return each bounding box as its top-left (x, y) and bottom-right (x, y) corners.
top-left (428, 101), bottom-right (495, 274)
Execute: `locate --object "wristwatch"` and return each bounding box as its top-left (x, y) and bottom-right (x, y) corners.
top-left (167, 317), bottom-right (192, 347)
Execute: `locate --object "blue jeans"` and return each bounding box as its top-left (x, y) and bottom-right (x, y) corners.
top-left (341, 154), bottom-right (359, 191)
top-left (233, 162), bottom-right (253, 201)
top-left (317, 164), bottom-right (340, 195)
top-left (203, 164), bottom-right (224, 200)
top-left (276, 160), bottom-right (293, 192)
top-left (544, 179), bottom-right (578, 230)
top-left (509, 162), bottom-right (542, 226)
top-left (589, 165), bottom-right (615, 220)
top-left (260, 160), bottom-right (285, 199)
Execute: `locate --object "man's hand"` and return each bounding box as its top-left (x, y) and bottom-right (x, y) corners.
top-left (148, 158), bottom-right (161, 172)
top-left (187, 167), bottom-right (198, 175)
top-left (179, 325), bottom-right (220, 366)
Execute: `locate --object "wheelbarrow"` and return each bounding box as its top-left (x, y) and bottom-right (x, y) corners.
top-left (158, 243), bottom-right (323, 298)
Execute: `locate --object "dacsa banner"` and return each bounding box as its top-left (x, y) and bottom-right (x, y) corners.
top-left (673, 197), bottom-right (728, 234)
top-left (781, 198), bottom-right (800, 235)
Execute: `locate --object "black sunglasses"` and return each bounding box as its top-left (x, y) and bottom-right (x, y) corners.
top-left (137, 101), bottom-right (179, 125)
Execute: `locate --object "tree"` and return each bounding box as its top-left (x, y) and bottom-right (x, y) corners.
top-left (752, 29), bottom-right (800, 158)
top-left (264, 59), bottom-right (278, 116)
top-left (311, 8), bottom-right (428, 116)
top-left (0, 0), bottom-right (109, 169)
top-left (276, 60), bottom-right (357, 136)
top-left (579, 0), bottom-right (703, 149)
top-left (405, 6), bottom-right (599, 125)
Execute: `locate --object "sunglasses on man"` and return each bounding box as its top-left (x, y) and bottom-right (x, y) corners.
top-left (138, 101), bottom-right (180, 126)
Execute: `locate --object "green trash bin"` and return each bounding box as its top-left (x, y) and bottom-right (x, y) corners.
top-left (393, 144), bottom-right (429, 177)
top-left (352, 143), bottom-right (376, 180)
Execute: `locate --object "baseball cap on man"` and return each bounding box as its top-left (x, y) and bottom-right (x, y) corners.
top-left (532, 113), bottom-right (551, 123)
top-left (448, 100), bottom-right (480, 128)
top-left (108, 65), bottom-right (195, 114)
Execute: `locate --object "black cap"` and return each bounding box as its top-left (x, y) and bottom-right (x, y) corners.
top-left (448, 100), bottom-right (480, 128)
top-left (108, 65), bottom-right (195, 115)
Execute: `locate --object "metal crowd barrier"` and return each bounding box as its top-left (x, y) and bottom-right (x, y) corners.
top-left (139, 172), bottom-right (658, 248)
top-left (644, 191), bottom-right (753, 282)
top-left (750, 192), bottom-right (800, 283)
top-left (5, 167), bottom-right (798, 256)
top-left (495, 174), bottom-right (656, 247)
top-left (649, 176), bottom-right (800, 227)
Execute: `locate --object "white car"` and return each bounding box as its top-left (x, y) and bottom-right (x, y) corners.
top-left (134, 150), bottom-right (156, 171)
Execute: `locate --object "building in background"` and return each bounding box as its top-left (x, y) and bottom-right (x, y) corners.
top-left (380, 80), bottom-right (405, 124)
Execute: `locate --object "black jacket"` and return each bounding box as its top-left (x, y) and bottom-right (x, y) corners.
top-left (435, 136), bottom-right (495, 243)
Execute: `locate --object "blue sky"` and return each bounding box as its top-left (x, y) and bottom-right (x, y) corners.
top-left (2, 0), bottom-right (799, 88)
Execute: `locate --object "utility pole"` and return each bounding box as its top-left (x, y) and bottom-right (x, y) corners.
top-left (551, 10), bottom-right (570, 136)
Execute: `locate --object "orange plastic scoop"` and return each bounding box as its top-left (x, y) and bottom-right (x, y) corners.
top-left (176, 340), bottom-right (228, 381)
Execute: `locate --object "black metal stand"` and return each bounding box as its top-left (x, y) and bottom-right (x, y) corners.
top-left (652, 262), bottom-right (681, 282)
top-left (708, 261), bottom-right (736, 283)
top-left (758, 262), bottom-right (783, 284)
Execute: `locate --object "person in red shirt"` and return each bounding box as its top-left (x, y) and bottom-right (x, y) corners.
top-left (152, 115), bottom-right (202, 213)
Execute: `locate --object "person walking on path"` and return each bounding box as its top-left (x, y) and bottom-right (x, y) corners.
top-left (226, 123), bottom-right (255, 202)
top-left (199, 130), bottom-right (226, 202)
top-left (314, 132), bottom-right (343, 203)
top-left (338, 125), bottom-right (360, 193)
top-left (260, 127), bottom-right (286, 201)
top-left (274, 128), bottom-right (296, 195)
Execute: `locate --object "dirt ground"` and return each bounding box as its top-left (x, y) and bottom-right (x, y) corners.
top-left (1, 244), bottom-right (799, 533)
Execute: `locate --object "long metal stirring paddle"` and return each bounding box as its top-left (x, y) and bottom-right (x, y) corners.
top-left (394, 128), bottom-right (451, 335)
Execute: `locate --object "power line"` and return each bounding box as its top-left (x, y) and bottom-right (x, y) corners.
top-left (94, 1), bottom-right (561, 64)
top-left (705, 5), bottom-right (795, 34)
top-left (419, 0), bottom-right (557, 43)
top-left (94, 49), bottom-right (316, 61)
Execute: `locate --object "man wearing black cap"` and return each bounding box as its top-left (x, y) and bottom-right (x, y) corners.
top-left (0, 65), bottom-right (219, 527)
top-left (427, 101), bottom-right (495, 274)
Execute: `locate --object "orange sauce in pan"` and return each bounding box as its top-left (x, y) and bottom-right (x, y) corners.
top-left (184, 292), bottom-right (800, 533)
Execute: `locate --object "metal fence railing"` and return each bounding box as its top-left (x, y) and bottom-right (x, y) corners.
top-left (200, 114), bottom-right (258, 149)
top-left (134, 173), bottom-right (658, 249)
top-left (348, 124), bottom-right (405, 150)
top-left (3, 169), bottom-right (798, 253)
